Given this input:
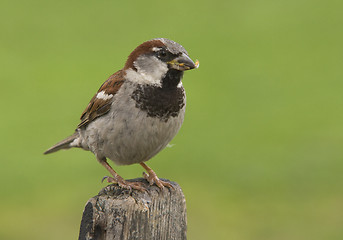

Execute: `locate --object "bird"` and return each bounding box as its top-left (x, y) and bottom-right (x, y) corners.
top-left (44, 38), bottom-right (198, 191)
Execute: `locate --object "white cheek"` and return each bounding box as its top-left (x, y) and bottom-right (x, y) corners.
top-left (127, 55), bottom-right (168, 87)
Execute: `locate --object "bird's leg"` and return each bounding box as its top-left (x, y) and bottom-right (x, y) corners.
top-left (99, 158), bottom-right (145, 191)
top-left (140, 162), bottom-right (174, 189)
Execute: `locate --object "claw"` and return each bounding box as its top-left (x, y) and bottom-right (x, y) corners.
top-left (99, 160), bottom-right (146, 191)
top-left (101, 175), bottom-right (146, 192)
top-left (101, 176), bottom-right (110, 183)
top-left (142, 171), bottom-right (174, 190)
top-left (143, 172), bottom-right (151, 185)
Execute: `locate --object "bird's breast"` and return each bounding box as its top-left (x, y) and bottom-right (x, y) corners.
top-left (131, 83), bottom-right (186, 122)
top-left (80, 82), bottom-right (186, 165)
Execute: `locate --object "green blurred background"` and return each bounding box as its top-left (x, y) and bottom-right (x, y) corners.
top-left (1, 0), bottom-right (343, 239)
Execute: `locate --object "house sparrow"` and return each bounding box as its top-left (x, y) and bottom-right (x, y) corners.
top-left (44, 38), bottom-right (198, 191)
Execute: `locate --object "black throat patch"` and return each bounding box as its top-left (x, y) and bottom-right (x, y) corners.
top-left (131, 69), bottom-right (185, 121)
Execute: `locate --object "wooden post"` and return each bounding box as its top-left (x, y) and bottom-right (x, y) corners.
top-left (78, 178), bottom-right (187, 240)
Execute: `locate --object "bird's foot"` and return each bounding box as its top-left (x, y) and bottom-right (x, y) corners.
top-left (102, 176), bottom-right (146, 192)
top-left (142, 171), bottom-right (174, 190)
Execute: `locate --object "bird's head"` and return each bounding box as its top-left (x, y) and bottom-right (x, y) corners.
top-left (124, 38), bottom-right (198, 87)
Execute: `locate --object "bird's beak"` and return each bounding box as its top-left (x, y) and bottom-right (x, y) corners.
top-left (167, 53), bottom-right (199, 71)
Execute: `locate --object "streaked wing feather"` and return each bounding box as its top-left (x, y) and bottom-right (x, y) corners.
top-left (78, 70), bottom-right (125, 129)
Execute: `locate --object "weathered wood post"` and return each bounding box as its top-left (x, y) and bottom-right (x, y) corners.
top-left (78, 178), bottom-right (187, 240)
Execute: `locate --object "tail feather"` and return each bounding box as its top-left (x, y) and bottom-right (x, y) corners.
top-left (44, 132), bottom-right (79, 155)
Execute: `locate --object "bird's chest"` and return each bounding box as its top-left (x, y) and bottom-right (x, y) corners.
top-left (84, 83), bottom-right (186, 164)
top-left (131, 84), bottom-right (186, 122)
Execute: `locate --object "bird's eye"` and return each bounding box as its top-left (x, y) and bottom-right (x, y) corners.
top-left (158, 49), bottom-right (167, 58)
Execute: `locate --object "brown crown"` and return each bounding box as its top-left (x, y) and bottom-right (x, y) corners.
top-left (124, 39), bottom-right (165, 70)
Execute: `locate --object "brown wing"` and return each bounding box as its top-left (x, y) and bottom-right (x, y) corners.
top-left (78, 70), bottom-right (125, 129)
